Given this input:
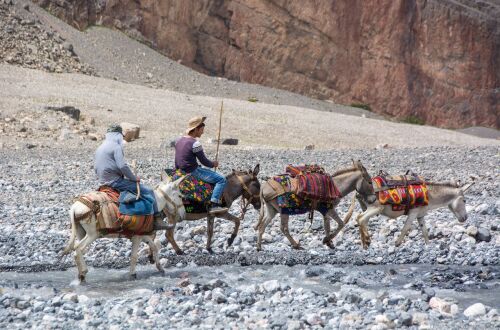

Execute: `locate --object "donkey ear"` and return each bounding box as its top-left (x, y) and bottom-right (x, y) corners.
top-left (253, 164), bottom-right (260, 176)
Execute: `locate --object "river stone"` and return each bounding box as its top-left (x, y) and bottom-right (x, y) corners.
top-left (466, 226), bottom-right (478, 237)
top-left (261, 280), bottom-right (281, 293)
top-left (476, 228), bottom-right (491, 242)
top-left (464, 303), bottom-right (486, 318)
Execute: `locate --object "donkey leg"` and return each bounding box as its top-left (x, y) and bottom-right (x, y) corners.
top-left (322, 214), bottom-right (333, 248)
top-left (164, 217), bottom-right (184, 255)
top-left (129, 236), bottom-right (141, 280)
top-left (326, 211), bottom-right (345, 243)
top-left (280, 214), bottom-right (302, 250)
top-left (206, 216), bottom-right (215, 254)
top-left (357, 207), bottom-right (381, 249)
top-left (256, 205), bottom-right (277, 251)
top-left (395, 213), bottom-right (417, 247)
top-left (417, 217), bottom-right (429, 244)
top-left (74, 232), bottom-right (97, 282)
top-left (225, 214), bottom-right (241, 247)
top-left (145, 236), bottom-right (164, 274)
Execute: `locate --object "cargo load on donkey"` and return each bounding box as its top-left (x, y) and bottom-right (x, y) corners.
top-left (269, 164), bottom-right (341, 216)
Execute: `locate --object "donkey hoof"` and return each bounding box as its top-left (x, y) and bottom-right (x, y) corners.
top-left (129, 273), bottom-right (137, 280)
top-left (148, 256), bottom-right (155, 264)
top-left (175, 250), bottom-right (185, 256)
top-left (207, 248), bottom-right (215, 255)
top-left (292, 245), bottom-right (304, 250)
top-left (78, 275), bottom-right (86, 283)
top-left (227, 237), bottom-right (235, 247)
top-left (157, 268), bottom-right (165, 275)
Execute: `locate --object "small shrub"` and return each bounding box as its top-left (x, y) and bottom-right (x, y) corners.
top-left (402, 115), bottom-right (425, 125)
top-left (350, 103), bottom-right (371, 111)
top-left (247, 96), bottom-right (258, 103)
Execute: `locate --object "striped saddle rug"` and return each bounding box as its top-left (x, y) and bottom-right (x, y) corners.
top-left (372, 173), bottom-right (429, 213)
top-left (285, 164), bottom-right (341, 202)
top-left (75, 186), bottom-right (154, 236)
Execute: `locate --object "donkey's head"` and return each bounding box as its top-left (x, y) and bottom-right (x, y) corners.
top-left (228, 164), bottom-right (261, 210)
top-left (158, 176), bottom-right (186, 220)
top-left (352, 160), bottom-right (376, 204)
top-left (447, 180), bottom-right (474, 223)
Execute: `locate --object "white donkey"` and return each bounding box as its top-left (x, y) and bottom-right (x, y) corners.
top-left (63, 177), bottom-right (186, 282)
top-left (355, 180), bottom-right (474, 249)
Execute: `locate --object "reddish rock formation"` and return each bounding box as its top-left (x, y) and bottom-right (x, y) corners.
top-left (33, 0), bottom-right (499, 128)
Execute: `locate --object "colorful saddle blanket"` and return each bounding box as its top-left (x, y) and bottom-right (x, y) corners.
top-left (76, 186), bottom-right (154, 236)
top-left (285, 164), bottom-right (341, 202)
top-left (164, 169), bottom-right (225, 213)
top-left (372, 174), bottom-right (429, 212)
top-left (273, 175), bottom-right (332, 215)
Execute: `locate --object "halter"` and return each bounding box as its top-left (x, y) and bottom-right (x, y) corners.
top-left (156, 184), bottom-right (184, 220)
top-left (235, 174), bottom-right (260, 204)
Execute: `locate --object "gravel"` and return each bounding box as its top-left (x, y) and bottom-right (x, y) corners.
top-left (0, 145), bottom-right (498, 328)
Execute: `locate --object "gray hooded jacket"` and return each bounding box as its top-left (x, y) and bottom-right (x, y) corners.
top-left (94, 132), bottom-right (137, 185)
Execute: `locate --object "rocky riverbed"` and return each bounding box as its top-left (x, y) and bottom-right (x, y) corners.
top-left (0, 145), bottom-right (498, 328)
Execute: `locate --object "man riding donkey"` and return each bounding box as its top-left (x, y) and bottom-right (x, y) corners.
top-left (95, 124), bottom-right (173, 230)
top-left (174, 116), bottom-right (228, 215)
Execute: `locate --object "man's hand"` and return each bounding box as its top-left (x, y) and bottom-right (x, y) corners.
top-left (136, 176), bottom-right (141, 182)
top-left (213, 161), bottom-right (219, 168)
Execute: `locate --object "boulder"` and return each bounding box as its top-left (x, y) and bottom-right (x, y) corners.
top-left (45, 106), bottom-right (80, 121)
top-left (466, 226), bottom-right (478, 237)
top-left (120, 122), bottom-right (140, 142)
top-left (464, 303), bottom-right (486, 318)
top-left (222, 138), bottom-right (238, 145)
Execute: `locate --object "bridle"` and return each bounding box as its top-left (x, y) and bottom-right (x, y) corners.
top-left (235, 173), bottom-right (260, 216)
top-left (235, 174), bottom-right (260, 204)
top-left (156, 184), bottom-right (184, 220)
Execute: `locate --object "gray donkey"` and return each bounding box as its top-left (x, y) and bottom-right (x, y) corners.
top-left (162, 165), bottom-right (261, 254)
top-left (355, 179), bottom-right (474, 249)
top-left (254, 160), bottom-right (376, 251)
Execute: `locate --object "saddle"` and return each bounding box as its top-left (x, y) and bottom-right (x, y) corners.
top-left (75, 186), bottom-right (154, 236)
top-left (372, 170), bottom-right (429, 214)
top-left (285, 164), bottom-right (341, 202)
top-left (163, 169), bottom-right (225, 213)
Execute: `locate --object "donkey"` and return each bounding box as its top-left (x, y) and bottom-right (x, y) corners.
top-left (355, 180), bottom-right (474, 249)
top-left (63, 177), bottom-right (186, 282)
top-left (162, 164), bottom-right (261, 254)
top-left (254, 160), bottom-right (376, 251)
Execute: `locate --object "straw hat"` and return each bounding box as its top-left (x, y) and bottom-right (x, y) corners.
top-left (185, 116), bottom-right (206, 134)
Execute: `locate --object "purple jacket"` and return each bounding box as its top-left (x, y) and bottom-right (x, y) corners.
top-left (175, 136), bottom-right (214, 173)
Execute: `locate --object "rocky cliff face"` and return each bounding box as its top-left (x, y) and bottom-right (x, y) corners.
top-left (33, 0), bottom-right (499, 128)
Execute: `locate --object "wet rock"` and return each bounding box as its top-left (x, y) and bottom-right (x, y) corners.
top-left (476, 228), bottom-right (491, 242)
top-left (261, 280), bottom-right (281, 293)
top-left (464, 303), bottom-right (486, 318)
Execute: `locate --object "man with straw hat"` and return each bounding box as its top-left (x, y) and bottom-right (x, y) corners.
top-left (95, 124), bottom-right (173, 230)
top-left (175, 116), bottom-right (228, 214)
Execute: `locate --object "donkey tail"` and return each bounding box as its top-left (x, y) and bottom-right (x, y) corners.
top-left (342, 193), bottom-right (357, 225)
top-left (253, 188), bottom-right (266, 231)
top-left (62, 205), bottom-right (78, 256)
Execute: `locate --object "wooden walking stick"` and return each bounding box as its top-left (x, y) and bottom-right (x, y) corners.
top-left (131, 159), bottom-right (141, 200)
top-left (214, 100), bottom-right (223, 172)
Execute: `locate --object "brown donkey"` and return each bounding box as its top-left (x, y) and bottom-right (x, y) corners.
top-left (162, 164), bottom-right (261, 254)
top-left (254, 161), bottom-right (376, 251)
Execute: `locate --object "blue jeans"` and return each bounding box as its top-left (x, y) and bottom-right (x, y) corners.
top-left (191, 167), bottom-right (226, 204)
top-left (109, 178), bottom-right (159, 214)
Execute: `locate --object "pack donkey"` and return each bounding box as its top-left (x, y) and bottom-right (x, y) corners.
top-left (161, 164), bottom-right (261, 254)
top-left (63, 177), bottom-right (186, 282)
top-left (254, 160), bottom-right (376, 251)
top-left (355, 179), bottom-right (474, 249)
